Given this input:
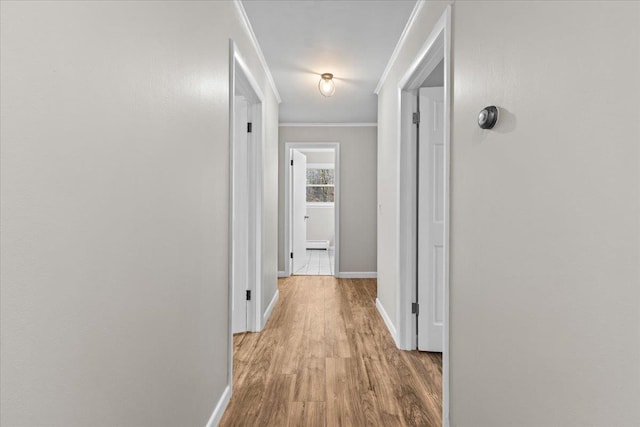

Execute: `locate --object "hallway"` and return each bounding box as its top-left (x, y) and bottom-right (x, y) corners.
top-left (220, 276), bottom-right (442, 426)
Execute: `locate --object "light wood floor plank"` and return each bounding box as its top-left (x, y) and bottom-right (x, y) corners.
top-left (324, 278), bottom-right (352, 358)
top-left (220, 276), bottom-right (442, 427)
top-left (288, 401), bottom-right (326, 427)
top-left (255, 374), bottom-right (296, 427)
top-left (293, 357), bottom-right (326, 402)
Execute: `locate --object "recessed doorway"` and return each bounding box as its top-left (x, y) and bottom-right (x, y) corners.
top-left (397, 7), bottom-right (451, 425)
top-left (229, 40), bottom-right (265, 338)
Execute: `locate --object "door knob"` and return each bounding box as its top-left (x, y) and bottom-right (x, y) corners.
top-left (304, 216), bottom-right (309, 220)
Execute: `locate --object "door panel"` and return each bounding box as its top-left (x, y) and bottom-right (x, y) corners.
top-left (232, 96), bottom-right (248, 334)
top-left (292, 150), bottom-right (307, 273)
top-left (418, 87), bottom-right (445, 352)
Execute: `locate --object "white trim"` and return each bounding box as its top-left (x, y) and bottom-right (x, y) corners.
top-left (443, 9), bottom-right (452, 426)
top-left (230, 40), bottom-right (265, 335)
top-left (396, 11), bottom-right (448, 352)
top-left (306, 163), bottom-right (335, 169)
top-left (205, 385), bottom-right (231, 427)
top-left (394, 7), bottom-right (451, 427)
top-left (307, 203), bottom-right (334, 208)
top-left (296, 148), bottom-right (335, 153)
top-left (227, 40), bottom-right (235, 406)
top-left (277, 270), bottom-right (288, 278)
top-left (374, 0), bottom-right (425, 95)
top-left (396, 8), bottom-right (449, 345)
top-left (262, 289), bottom-right (279, 326)
top-left (284, 142), bottom-right (340, 278)
top-left (397, 14), bottom-right (447, 90)
top-left (375, 298), bottom-right (399, 347)
top-left (250, 99), bottom-right (265, 333)
top-left (279, 122), bottom-right (377, 127)
top-left (397, 86), bottom-right (418, 351)
top-left (234, 0), bottom-right (281, 103)
top-left (337, 272), bottom-right (377, 279)
top-left (233, 50), bottom-right (265, 103)
top-left (228, 39), bottom-right (267, 404)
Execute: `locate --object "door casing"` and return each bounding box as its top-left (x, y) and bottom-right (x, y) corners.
top-left (291, 149), bottom-right (308, 273)
top-left (232, 95), bottom-right (250, 334)
top-left (396, 7), bottom-right (451, 427)
top-left (228, 39), bottom-right (266, 394)
top-left (283, 142), bottom-right (340, 277)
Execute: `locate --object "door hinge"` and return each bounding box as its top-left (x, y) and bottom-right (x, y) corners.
top-left (412, 112), bottom-right (420, 124)
top-left (290, 159), bottom-right (293, 166)
top-left (412, 302), bottom-right (419, 315)
top-left (290, 252), bottom-right (293, 259)
top-left (246, 290), bottom-right (251, 301)
top-left (247, 122), bottom-right (252, 133)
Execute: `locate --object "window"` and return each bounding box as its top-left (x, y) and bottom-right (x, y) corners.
top-left (306, 166), bottom-right (334, 204)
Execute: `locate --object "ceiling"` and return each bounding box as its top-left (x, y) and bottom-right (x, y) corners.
top-left (242, 0), bottom-right (417, 124)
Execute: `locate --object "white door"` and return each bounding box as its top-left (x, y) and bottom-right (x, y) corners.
top-left (417, 87), bottom-right (445, 352)
top-left (232, 96), bottom-right (249, 334)
top-left (291, 149), bottom-right (307, 274)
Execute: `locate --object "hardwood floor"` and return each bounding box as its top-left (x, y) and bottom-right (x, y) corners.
top-left (220, 276), bottom-right (442, 427)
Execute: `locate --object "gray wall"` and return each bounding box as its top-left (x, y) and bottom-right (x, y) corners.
top-left (377, 1), bottom-right (640, 426)
top-left (0, 1), bottom-right (279, 426)
top-left (302, 150), bottom-right (335, 164)
top-left (279, 126), bottom-right (377, 273)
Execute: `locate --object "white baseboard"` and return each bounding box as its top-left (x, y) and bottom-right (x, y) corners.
top-left (262, 289), bottom-right (279, 326)
top-left (277, 271), bottom-right (288, 278)
top-left (375, 298), bottom-right (399, 347)
top-left (205, 384), bottom-right (231, 427)
top-left (336, 271), bottom-right (377, 279)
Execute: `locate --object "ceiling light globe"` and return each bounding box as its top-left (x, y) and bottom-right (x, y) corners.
top-left (318, 73), bottom-right (335, 97)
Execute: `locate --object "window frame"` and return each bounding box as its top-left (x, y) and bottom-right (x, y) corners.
top-left (306, 163), bottom-right (335, 207)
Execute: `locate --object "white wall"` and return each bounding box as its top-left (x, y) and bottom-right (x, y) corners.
top-left (377, 1), bottom-right (640, 426)
top-left (279, 126), bottom-right (377, 273)
top-left (0, 1), bottom-right (279, 426)
top-left (306, 206), bottom-right (334, 243)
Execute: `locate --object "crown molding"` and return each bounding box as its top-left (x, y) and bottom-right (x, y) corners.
top-left (234, 0), bottom-right (282, 103)
top-left (374, 0), bottom-right (425, 95)
top-left (279, 122), bottom-right (378, 127)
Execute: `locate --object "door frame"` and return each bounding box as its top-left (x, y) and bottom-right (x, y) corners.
top-left (228, 39), bottom-right (265, 387)
top-left (396, 7), bottom-right (451, 426)
top-left (283, 142), bottom-right (340, 277)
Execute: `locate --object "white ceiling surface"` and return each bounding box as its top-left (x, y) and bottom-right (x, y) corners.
top-left (242, 0), bottom-right (417, 124)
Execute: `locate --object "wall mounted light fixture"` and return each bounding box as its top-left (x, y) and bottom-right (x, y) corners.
top-left (318, 73), bottom-right (335, 97)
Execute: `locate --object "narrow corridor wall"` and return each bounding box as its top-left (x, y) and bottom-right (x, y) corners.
top-left (377, 1), bottom-right (640, 426)
top-left (0, 1), bottom-right (279, 425)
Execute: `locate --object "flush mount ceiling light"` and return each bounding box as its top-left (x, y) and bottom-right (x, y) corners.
top-left (318, 73), bottom-right (335, 97)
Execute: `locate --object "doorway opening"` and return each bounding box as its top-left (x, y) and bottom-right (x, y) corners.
top-left (228, 40), bottom-right (265, 340)
top-left (284, 143), bottom-right (340, 277)
top-left (397, 7), bottom-right (451, 426)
